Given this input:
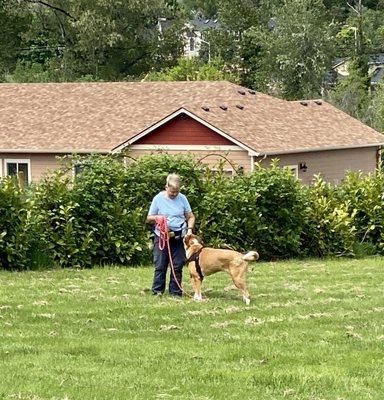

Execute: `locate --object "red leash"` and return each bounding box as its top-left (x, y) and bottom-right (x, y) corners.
top-left (155, 216), bottom-right (191, 297)
top-left (156, 215), bottom-right (169, 251)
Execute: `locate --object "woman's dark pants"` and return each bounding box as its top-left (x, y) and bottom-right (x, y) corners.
top-left (152, 235), bottom-right (186, 296)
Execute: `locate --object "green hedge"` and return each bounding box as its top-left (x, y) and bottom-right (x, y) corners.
top-left (1, 153), bottom-right (383, 270)
top-left (0, 178), bottom-right (31, 269)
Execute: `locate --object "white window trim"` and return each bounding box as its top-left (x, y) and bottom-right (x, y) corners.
top-left (4, 158), bottom-right (32, 184)
top-left (285, 164), bottom-right (299, 179)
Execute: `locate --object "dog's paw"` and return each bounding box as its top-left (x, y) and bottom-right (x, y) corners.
top-left (243, 297), bottom-right (251, 305)
top-left (193, 293), bottom-right (203, 302)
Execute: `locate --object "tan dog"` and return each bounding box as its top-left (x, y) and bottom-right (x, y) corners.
top-left (184, 234), bottom-right (259, 305)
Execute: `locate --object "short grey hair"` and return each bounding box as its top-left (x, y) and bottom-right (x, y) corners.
top-left (166, 173), bottom-right (180, 189)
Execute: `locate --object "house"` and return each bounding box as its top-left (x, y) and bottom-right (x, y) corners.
top-left (158, 16), bottom-right (219, 59)
top-left (183, 18), bottom-right (219, 59)
top-left (325, 53), bottom-right (384, 91)
top-left (0, 81), bottom-right (383, 185)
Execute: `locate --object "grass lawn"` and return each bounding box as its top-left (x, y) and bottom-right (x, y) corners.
top-left (0, 257), bottom-right (384, 400)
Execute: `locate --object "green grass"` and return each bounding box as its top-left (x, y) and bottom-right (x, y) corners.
top-left (1, 257), bottom-right (384, 400)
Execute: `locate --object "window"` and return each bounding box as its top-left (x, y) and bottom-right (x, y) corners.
top-left (4, 159), bottom-right (31, 184)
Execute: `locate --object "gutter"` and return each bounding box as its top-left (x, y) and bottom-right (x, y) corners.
top-left (260, 142), bottom-right (384, 156)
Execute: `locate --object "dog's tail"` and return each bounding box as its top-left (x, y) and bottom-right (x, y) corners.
top-left (243, 251), bottom-right (259, 261)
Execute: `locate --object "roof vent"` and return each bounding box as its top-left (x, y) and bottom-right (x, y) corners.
top-left (202, 106), bottom-right (210, 112)
top-left (314, 100), bottom-right (322, 105)
top-left (248, 89), bottom-right (256, 95)
top-left (220, 105), bottom-right (228, 111)
top-left (238, 90), bottom-right (246, 95)
top-left (300, 101), bottom-right (308, 106)
top-left (236, 104), bottom-right (245, 110)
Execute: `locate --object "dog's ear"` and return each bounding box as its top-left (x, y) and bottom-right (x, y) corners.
top-left (196, 235), bottom-right (204, 246)
top-left (190, 235), bottom-right (203, 246)
top-left (184, 233), bottom-right (202, 248)
top-left (183, 233), bottom-right (193, 248)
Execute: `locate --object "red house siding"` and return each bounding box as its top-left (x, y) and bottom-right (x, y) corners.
top-left (136, 114), bottom-right (234, 145)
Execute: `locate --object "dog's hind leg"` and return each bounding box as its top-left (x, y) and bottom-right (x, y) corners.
top-left (229, 264), bottom-right (250, 305)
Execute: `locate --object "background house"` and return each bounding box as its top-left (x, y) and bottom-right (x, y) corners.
top-left (0, 81), bottom-right (382, 185)
top-left (158, 16), bottom-right (219, 60)
top-left (183, 18), bottom-right (219, 59)
top-left (325, 53), bottom-right (384, 92)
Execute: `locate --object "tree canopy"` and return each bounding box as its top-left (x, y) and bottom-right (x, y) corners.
top-left (1, 0), bottom-right (384, 130)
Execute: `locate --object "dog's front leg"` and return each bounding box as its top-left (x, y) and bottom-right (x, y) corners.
top-left (188, 263), bottom-right (203, 301)
top-left (193, 276), bottom-right (203, 301)
top-left (190, 274), bottom-right (203, 301)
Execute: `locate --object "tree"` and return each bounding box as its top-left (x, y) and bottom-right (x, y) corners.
top-left (243, 0), bottom-right (334, 99)
top-left (370, 83), bottom-right (384, 132)
top-left (328, 66), bottom-right (371, 122)
top-left (5, 0), bottom-right (185, 81)
top-left (145, 56), bottom-right (239, 82)
top-left (217, 0), bottom-right (260, 37)
top-left (200, 0), bottom-right (276, 77)
top-left (0, 0), bottom-right (30, 76)
top-left (181, 0), bottom-right (219, 18)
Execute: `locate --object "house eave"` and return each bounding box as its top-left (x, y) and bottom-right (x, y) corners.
top-left (262, 143), bottom-right (384, 156)
top-left (0, 149), bottom-right (110, 154)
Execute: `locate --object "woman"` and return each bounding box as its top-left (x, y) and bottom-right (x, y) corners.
top-left (146, 173), bottom-right (195, 296)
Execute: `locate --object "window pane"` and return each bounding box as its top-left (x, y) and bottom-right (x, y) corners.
top-left (18, 163), bottom-right (29, 183)
top-left (7, 163), bottom-right (17, 176)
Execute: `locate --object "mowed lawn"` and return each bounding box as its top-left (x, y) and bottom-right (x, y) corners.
top-left (1, 258), bottom-right (384, 400)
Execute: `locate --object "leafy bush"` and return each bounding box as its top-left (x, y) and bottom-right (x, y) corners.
top-left (198, 161), bottom-right (307, 258)
top-left (122, 152), bottom-right (205, 211)
top-left (30, 156), bottom-right (149, 267)
top-left (2, 153), bottom-right (384, 269)
top-left (302, 176), bottom-right (357, 257)
top-left (0, 178), bottom-right (31, 269)
top-left (337, 171), bottom-right (384, 253)
top-left (29, 171), bottom-right (90, 268)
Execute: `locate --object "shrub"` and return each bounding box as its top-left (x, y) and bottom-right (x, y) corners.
top-left (198, 160), bottom-right (307, 259)
top-left (0, 178), bottom-right (31, 269)
top-left (122, 152), bottom-right (205, 211)
top-left (71, 154), bottom-right (149, 266)
top-left (3, 153), bottom-right (384, 269)
top-left (30, 155), bottom-right (150, 267)
top-left (28, 170), bottom-right (83, 268)
top-left (337, 171), bottom-right (384, 253)
top-left (302, 176), bottom-right (357, 257)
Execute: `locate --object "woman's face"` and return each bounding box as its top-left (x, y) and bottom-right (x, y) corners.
top-left (166, 186), bottom-right (179, 199)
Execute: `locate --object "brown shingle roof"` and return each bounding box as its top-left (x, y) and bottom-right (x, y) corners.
top-left (0, 81), bottom-right (382, 154)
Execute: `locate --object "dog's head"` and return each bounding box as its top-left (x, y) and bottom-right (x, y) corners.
top-left (183, 233), bottom-right (204, 250)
